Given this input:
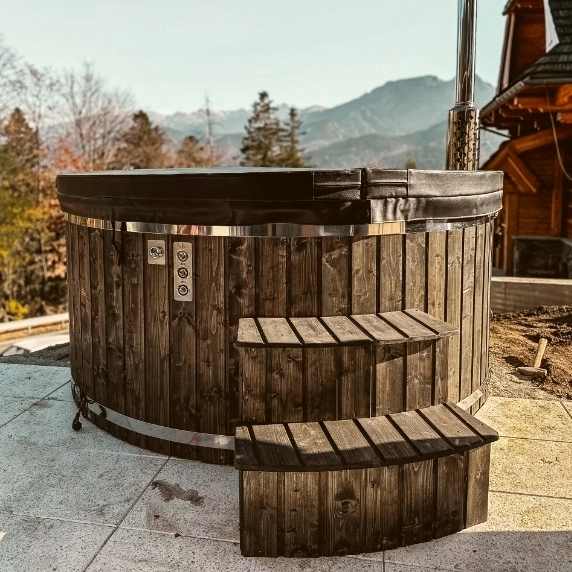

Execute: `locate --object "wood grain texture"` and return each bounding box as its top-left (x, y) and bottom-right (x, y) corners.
top-left (123, 232), bottom-right (146, 448)
top-left (466, 445), bottom-right (491, 527)
top-left (446, 229), bottom-right (463, 403)
top-left (471, 224), bottom-right (485, 415)
top-left (405, 341), bottom-right (433, 410)
top-left (240, 471), bottom-right (279, 556)
top-left (228, 237), bottom-right (255, 436)
top-left (144, 234), bottom-right (170, 454)
top-left (169, 236), bottom-right (198, 459)
top-left (305, 347), bottom-right (337, 422)
top-left (460, 226), bottom-right (476, 404)
top-left (257, 238), bottom-right (287, 316)
top-left (338, 346), bottom-right (372, 419)
top-left (351, 236), bottom-right (377, 314)
top-left (374, 343), bottom-right (405, 415)
top-left (290, 237), bottom-right (319, 316)
top-left (400, 460), bottom-right (435, 546)
top-left (321, 236), bottom-right (349, 316)
top-left (239, 347), bottom-right (266, 422)
top-left (66, 223), bottom-right (80, 384)
top-left (269, 348), bottom-right (304, 422)
top-left (323, 469), bottom-right (367, 556)
top-left (77, 226), bottom-right (93, 407)
top-left (196, 237), bottom-right (226, 464)
top-left (405, 233), bottom-right (426, 311)
top-left (379, 234), bottom-right (403, 312)
top-left (435, 454), bottom-right (465, 538)
top-left (103, 227), bottom-right (125, 440)
top-left (364, 466), bottom-right (401, 551)
top-left (283, 472), bottom-right (320, 557)
top-left (89, 228), bottom-right (107, 432)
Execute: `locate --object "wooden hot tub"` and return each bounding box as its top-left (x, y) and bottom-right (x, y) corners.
top-left (57, 167), bottom-right (502, 464)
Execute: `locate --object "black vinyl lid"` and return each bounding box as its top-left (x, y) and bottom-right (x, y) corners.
top-left (56, 167), bottom-right (503, 226)
top-left (56, 168), bottom-right (363, 202)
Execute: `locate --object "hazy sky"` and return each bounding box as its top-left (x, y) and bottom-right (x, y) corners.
top-left (2, 0), bottom-right (507, 114)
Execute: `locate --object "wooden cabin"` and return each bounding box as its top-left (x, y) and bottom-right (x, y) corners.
top-left (481, 0), bottom-right (572, 277)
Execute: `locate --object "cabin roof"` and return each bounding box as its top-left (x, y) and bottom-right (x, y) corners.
top-left (482, 0), bottom-right (572, 118)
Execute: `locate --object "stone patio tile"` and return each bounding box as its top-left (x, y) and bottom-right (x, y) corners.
top-left (120, 458), bottom-right (240, 542)
top-left (477, 491), bottom-right (572, 531)
top-left (385, 492), bottom-right (572, 572)
top-left (44, 380), bottom-right (73, 402)
top-left (477, 397), bottom-right (572, 442)
top-left (0, 364), bottom-right (70, 399)
top-left (0, 512), bottom-right (112, 572)
top-left (562, 401), bottom-right (572, 419)
top-left (384, 529), bottom-right (572, 572)
top-left (0, 397), bottom-right (37, 426)
top-left (85, 528), bottom-right (383, 572)
top-left (489, 437), bottom-right (572, 498)
top-left (0, 439), bottom-right (166, 525)
top-left (0, 397), bottom-right (165, 457)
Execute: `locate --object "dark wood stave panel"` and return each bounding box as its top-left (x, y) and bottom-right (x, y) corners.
top-left (68, 223), bottom-right (492, 462)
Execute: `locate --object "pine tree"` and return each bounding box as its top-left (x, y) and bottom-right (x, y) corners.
top-left (0, 108), bottom-right (41, 199)
top-left (174, 135), bottom-right (218, 167)
top-left (279, 106), bottom-right (306, 167)
top-left (240, 91), bottom-right (285, 167)
top-left (111, 110), bottom-right (166, 169)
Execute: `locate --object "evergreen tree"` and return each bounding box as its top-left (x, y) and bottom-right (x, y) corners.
top-left (111, 110), bottom-right (166, 169)
top-left (279, 106), bottom-right (306, 167)
top-left (240, 91), bottom-right (285, 167)
top-left (174, 135), bottom-right (218, 167)
top-left (0, 108), bottom-right (41, 199)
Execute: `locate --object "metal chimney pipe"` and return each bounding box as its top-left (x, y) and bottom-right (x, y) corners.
top-left (446, 0), bottom-right (479, 170)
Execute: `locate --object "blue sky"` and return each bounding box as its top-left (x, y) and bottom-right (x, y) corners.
top-left (1, 0), bottom-right (506, 114)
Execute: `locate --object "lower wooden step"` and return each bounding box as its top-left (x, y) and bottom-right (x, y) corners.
top-left (236, 403), bottom-right (498, 557)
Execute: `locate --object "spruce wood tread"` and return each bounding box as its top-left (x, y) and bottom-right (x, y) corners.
top-left (234, 402), bottom-right (498, 472)
top-left (236, 309), bottom-right (459, 348)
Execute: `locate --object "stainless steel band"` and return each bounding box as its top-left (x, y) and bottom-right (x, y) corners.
top-left (85, 400), bottom-right (235, 450)
top-left (80, 386), bottom-right (485, 450)
top-left (64, 213), bottom-right (496, 237)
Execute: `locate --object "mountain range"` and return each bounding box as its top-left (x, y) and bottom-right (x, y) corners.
top-left (150, 75), bottom-right (503, 169)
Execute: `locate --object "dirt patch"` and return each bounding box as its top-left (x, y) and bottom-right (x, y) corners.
top-left (489, 305), bottom-right (572, 400)
top-left (150, 480), bottom-right (204, 505)
top-left (0, 343), bottom-right (70, 367)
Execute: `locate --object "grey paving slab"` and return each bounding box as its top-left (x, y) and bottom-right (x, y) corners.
top-left (121, 458), bottom-right (240, 541)
top-left (0, 438), bottom-right (167, 525)
top-left (490, 437), bottom-right (572, 499)
top-left (86, 528), bottom-right (383, 572)
top-left (0, 397), bottom-right (37, 426)
top-left (477, 491), bottom-right (572, 531)
top-left (0, 512), bottom-right (112, 572)
top-left (0, 397), bottom-right (165, 456)
top-left (477, 397), bottom-right (572, 442)
top-left (0, 364), bottom-right (70, 399)
top-left (44, 380), bottom-right (73, 402)
top-left (385, 491), bottom-right (572, 571)
top-left (384, 530), bottom-right (572, 572)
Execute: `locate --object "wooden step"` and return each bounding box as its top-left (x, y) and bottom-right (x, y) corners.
top-left (235, 403), bottom-right (498, 557)
top-left (237, 309), bottom-right (459, 348)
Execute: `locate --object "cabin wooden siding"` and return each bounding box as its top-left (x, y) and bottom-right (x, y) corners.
top-left (482, 0), bottom-right (572, 273)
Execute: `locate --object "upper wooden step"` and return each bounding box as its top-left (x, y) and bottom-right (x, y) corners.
top-left (237, 309), bottom-right (459, 348)
top-left (235, 402), bottom-right (498, 472)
